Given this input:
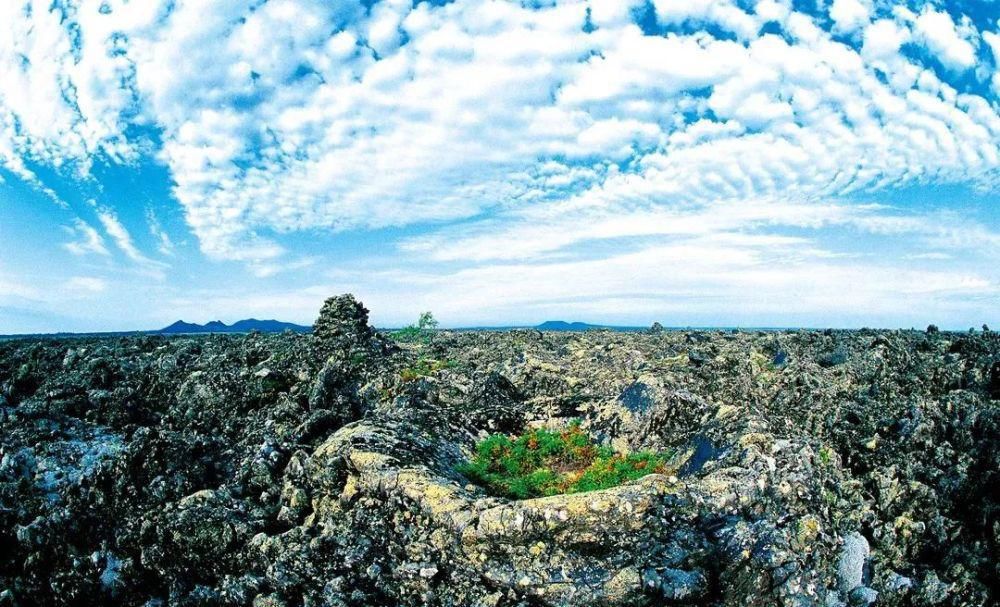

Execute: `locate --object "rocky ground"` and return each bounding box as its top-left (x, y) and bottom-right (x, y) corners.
top-left (1, 295), bottom-right (998, 606)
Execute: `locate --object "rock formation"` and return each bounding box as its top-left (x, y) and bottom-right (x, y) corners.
top-left (1, 299), bottom-right (997, 606)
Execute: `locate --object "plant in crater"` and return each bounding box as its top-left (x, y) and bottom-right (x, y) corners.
top-left (458, 421), bottom-right (671, 499)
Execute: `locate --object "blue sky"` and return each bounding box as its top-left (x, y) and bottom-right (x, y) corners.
top-left (1, 0), bottom-right (998, 333)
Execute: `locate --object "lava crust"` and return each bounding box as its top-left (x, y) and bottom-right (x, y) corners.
top-left (1, 296), bottom-right (998, 606)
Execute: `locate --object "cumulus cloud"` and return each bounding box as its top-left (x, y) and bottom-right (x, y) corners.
top-left (983, 31), bottom-right (1000, 93)
top-left (2, 0), bottom-right (996, 264)
top-left (829, 0), bottom-right (871, 34)
top-left (862, 19), bottom-right (910, 59)
top-left (0, 0), bottom-right (998, 329)
top-left (912, 8), bottom-right (978, 71)
top-left (0, 0), bottom-right (148, 180)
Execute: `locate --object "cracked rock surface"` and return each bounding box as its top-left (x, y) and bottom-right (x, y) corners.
top-left (1, 300), bottom-right (998, 606)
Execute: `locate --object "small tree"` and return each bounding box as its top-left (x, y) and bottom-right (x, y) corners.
top-left (392, 311), bottom-right (439, 344)
top-left (418, 311), bottom-right (438, 331)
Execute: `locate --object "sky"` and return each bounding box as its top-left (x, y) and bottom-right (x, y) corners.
top-left (0, 0), bottom-right (998, 333)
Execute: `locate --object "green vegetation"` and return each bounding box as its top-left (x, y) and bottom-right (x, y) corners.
top-left (818, 446), bottom-right (833, 466)
top-left (400, 357), bottom-right (458, 381)
top-left (392, 311), bottom-right (439, 344)
top-left (458, 422), bottom-right (670, 499)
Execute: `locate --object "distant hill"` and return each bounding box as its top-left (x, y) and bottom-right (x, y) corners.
top-left (159, 321), bottom-right (204, 334)
top-left (228, 319), bottom-right (310, 333)
top-left (535, 320), bottom-right (611, 331)
top-left (158, 319), bottom-right (311, 334)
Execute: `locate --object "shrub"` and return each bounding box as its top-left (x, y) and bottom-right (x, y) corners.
top-left (392, 311), bottom-right (439, 344)
top-left (458, 422), bottom-right (670, 499)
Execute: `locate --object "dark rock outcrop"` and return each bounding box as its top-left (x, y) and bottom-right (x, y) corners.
top-left (312, 294), bottom-right (385, 360)
top-left (1, 303), bottom-right (998, 606)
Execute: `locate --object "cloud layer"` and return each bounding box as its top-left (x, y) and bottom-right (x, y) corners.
top-left (0, 0), bottom-right (998, 330)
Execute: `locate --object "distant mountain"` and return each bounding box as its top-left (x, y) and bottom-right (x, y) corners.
top-left (159, 320), bottom-right (206, 334)
top-left (535, 320), bottom-right (609, 331)
top-left (157, 318), bottom-right (310, 334)
top-left (228, 319), bottom-right (311, 333)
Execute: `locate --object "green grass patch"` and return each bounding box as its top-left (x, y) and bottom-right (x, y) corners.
top-left (818, 446), bottom-right (833, 466)
top-left (458, 422), bottom-right (670, 499)
top-left (391, 311), bottom-right (439, 345)
top-left (391, 325), bottom-right (426, 343)
top-left (399, 357), bottom-right (458, 381)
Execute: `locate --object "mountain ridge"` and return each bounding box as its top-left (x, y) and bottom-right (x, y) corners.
top-left (535, 320), bottom-right (616, 331)
top-left (158, 318), bottom-right (311, 334)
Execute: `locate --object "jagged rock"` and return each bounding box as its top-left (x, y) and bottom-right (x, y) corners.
top-left (818, 346), bottom-right (849, 367)
top-left (466, 371), bottom-right (524, 433)
top-left (848, 586), bottom-right (878, 606)
top-left (990, 360), bottom-right (1000, 399)
top-left (886, 572), bottom-right (913, 592)
top-left (307, 360), bottom-right (365, 427)
top-left (642, 567), bottom-right (706, 601)
top-left (837, 532), bottom-right (870, 593)
top-left (311, 293), bottom-right (379, 359)
top-left (0, 300), bottom-right (998, 606)
top-left (915, 571), bottom-right (953, 604)
top-left (618, 377), bottom-right (658, 413)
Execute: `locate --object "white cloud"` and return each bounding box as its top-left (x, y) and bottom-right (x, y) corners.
top-left (652, 0), bottom-right (760, 40)
top-left (983, 31), bottom-right (1000, 93)
top-left (153, 245), bottom-right (997, 329)
top-left (913, 8), bottom-right (978, 70)
top-left (249, 256), bottom-right (319, 279)
top-left (93, 205), bottom-right (167, 277)
top-left (0, 0), bottom-right (997, 332)
top-left (403, 193), bottom-right (1000, 267)
top-left (0, 0), bottom-right (149, 177)
top-left (906, 252), bottom-right (952, 260)
top-left (145, 208), bottom-right (174, 256)
top-left (829, 0), bottom-right (871, 34)
top-left (63, 219), bottom-right (111, 257)
top-left (862, 19), bottom-right (910, 59)
top-left (66, 276), bottom-right (107, 294)
top-left (0, 0), bottom-right (991, 266)
top-left (402, 198), bottom-right (862, 262)
top-left (0, 273), bottom-right (39, 301)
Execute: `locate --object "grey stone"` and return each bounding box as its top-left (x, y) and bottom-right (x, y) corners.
top-left (847, 586), bottom-right (877, 606)
top-left (885, 571), bottom-right (913, 593)
top-left (642, 567), bottom-right (706, 601)
top-left (837, 532), bottom-right (870, 593)
top-left (618, 380), bottom-right (655, 413)
top-left (1, 298), bottom-right (998, 607)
